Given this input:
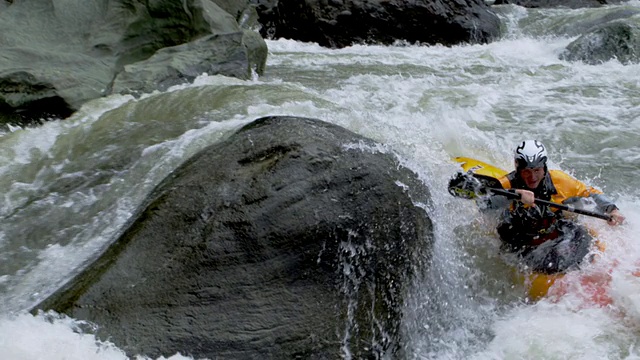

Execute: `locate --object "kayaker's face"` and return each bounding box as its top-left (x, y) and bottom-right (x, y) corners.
top-left (519, 167), bottom-right (545, 189)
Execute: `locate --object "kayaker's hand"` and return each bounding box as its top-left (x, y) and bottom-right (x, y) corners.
top-left (607, 209), bottom-right (625, 226)
top-left (515, 189), bottom-right (535, 205)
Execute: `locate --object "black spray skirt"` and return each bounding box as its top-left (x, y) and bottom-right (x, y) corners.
top-left (502, 219), bottom-right (594, 275)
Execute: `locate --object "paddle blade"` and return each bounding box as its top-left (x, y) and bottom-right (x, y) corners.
top-left (448, 172), bottom-right (487, 199)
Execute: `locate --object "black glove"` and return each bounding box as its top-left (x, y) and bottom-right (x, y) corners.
top-left (448, 172), bottom-right (487, 199)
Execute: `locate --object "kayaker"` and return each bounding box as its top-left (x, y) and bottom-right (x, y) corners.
top-left (449, 140), bottom-right (625, 274)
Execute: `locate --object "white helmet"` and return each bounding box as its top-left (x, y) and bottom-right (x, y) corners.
top-left (514, 140), bottom-right (548, 170)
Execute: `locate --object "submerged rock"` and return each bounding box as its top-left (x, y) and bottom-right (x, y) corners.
top-left (561, 21), bottom-right (640, 64)
top-left (33, 116), bottom-right (434, 359)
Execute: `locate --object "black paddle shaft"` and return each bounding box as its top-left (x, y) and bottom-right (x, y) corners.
top-left (489, 188), bottom-right (612, 221)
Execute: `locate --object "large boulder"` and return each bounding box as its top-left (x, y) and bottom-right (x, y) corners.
top-left (0, 0), bottom-right (267, 126)
top-left (33, 116), bottom-right (434, 359)
top-left (253, 0), bottom-right (501, 48)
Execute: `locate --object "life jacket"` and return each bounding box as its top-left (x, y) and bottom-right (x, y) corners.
top-left (498, 169), bottom-right (605, 208)
top-left (496, 169), bottom-right (610, 247)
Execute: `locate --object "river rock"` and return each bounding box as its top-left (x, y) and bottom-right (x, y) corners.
top-left (254, 0), bottom-right (501, 48)
top-left (0, 0), bottom-right (267, 126)
top-left (561, 20), bottom-right (640, 64)
top-left (33, 116), bottom-right (434, 359)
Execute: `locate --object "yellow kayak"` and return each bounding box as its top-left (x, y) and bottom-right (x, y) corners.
top-left (453, 156), bottom-right (508, 180)
top-left (452, 156), bottom-right (605, 302)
